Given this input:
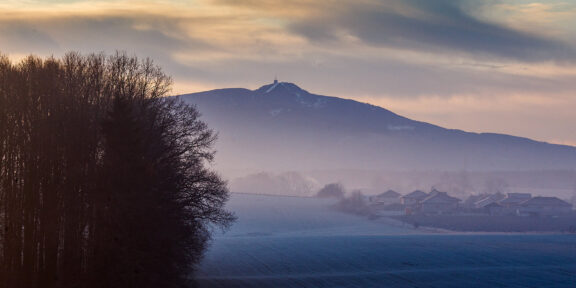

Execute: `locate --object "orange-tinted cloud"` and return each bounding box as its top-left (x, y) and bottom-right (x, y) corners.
top-left (1, 0), bottom-right (575, 144)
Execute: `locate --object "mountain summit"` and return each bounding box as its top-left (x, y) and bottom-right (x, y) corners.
top-left (256, 81), bottom-right (308, 95)
top-left (179, 82), bottom-right (576, 175)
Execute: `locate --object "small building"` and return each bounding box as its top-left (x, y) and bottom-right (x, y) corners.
top-left (517, 197), bottom-right (572, 217)
top-left (463, 194), bottom-right (486, 209)
top-left (474, 193), bottom-right (506, 209)
top-left (498, 193), bottom-right (532, 208)
top-left (402, 190), bottom-right (428, 206)
top-left (497, 193), bottom-right (532, 215)
top-left (419, 191), bottom-right (461, 214)
top-left (370, 190), bottom-right (402, 205)
top-left (484, 202), bottom-right (504, 216)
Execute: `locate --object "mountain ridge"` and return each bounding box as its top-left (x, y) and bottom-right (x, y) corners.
top-left (178, 81), bottom-right (576, 175)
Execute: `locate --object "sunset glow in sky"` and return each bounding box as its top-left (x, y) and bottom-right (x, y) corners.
top-left (1, 0), bottom-right (576, 145)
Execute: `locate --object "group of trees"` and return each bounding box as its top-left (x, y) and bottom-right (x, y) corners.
top-left (315, 183), bottom-right (345, 198)
top-left (315, 183), bottom-right (369, 216)
top-left (335, 191), bottom-right (369, 216)
top-left (0, 52), bottom-right (233, 287)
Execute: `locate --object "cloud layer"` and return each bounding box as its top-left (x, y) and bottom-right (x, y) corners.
top-left (1, 0), bottom-right (575, 144)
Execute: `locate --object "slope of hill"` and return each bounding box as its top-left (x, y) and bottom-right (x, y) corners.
top-left (179, 81), bottom-right (576, 177)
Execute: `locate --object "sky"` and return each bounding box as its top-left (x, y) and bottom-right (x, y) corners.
top-left (1, 0), bottom-right (576, 145)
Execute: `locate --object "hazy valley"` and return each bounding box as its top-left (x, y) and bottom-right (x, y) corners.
top-left (181, 82), bottom-right (576, 199)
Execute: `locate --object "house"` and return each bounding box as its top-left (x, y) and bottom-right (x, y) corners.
top-left (370, 190), bottom-right (401, 205)
top-left (484, 202), bottom-right (504, 216)
top-left (419, 190), bottom-right (461, 214)
top-left (497, 193), bottom-right (532, 215)
top-left (517, 197), bottom-right (572, 217)
top-left (498, 193), bottom-right (532, 207)
top-left (473, 193), bottom-right (506, 209)
top-left (463, 194), bottom-right (486, 209)
top-left (401, 190), bottom-right (428, 206)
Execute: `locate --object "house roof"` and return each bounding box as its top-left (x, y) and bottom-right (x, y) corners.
top-left (421, 191), bottom-right (461, 204)
top-left (474, 193), bottom-right (506, 208)
top-left (474, 196), bottom-right (497, 208)
top-left (430, 188), bottom-right (442, 195)
top-left (492, 193), bottom-right (507, 202)
top-left (520, 197), bottom-right (572, 207)
top-left (499, 193), bottom-right (532, 204)
top-left (403, 190), bottom-right (428, 199)
top-left (377, 190), bottom-right (401, 198)
top-left (464, 194), bottom-right (485, 205)
top-left (509, 193), bottom-right (532, 197)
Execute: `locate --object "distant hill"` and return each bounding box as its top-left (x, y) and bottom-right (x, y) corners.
top-left (179, 81), bottom-right (576, 177)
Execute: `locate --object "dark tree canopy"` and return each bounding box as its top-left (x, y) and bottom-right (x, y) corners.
top-left (336, 190), bottom-right (369, 216)
top-left (0, 52), bottom-right (234, 288)
top-left (316, 183), bottom-right (346, 198)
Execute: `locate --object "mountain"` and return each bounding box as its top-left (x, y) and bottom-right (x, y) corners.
top-left (179, 81), bottom-right (576, 178)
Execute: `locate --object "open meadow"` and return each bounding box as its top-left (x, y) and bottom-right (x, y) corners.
top-left (196, 193), bottom-right (576, 287)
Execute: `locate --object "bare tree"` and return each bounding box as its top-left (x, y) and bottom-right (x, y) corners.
top-left (0, 52), bottom-right (234, 288)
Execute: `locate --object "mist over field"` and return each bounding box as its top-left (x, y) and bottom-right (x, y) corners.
top-left (3, 0), bottom-right (576, 287)
top-left (182, 82), bottom-right (576, 288)
top-left (180, 82), bottom-right (576, 201)
top-left (196, 193), bottom-right (576, 288)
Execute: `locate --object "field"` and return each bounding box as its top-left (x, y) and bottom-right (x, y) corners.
top-left (394, 214), bottom-right (576, 233)
top-left (195, 193), bottom-right (576, 287)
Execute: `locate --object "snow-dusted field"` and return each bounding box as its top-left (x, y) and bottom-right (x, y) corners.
top-left (196, 193), bottom-right (576, 287)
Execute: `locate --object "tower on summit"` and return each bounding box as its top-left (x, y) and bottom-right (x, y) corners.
top-left (273, 76), bottom-right (278, 84)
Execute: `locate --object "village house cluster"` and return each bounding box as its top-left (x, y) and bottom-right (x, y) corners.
top-left (368, 189), bottom-right (573, 217)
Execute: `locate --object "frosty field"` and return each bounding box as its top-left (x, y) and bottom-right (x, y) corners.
top-left (196, 193), bottom-right (576, 288)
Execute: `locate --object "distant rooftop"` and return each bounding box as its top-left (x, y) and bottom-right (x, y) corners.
top-left (378, 190), bottom-right (401, 198)
top-left (403, 190), bottom-right (428, 199)
top-left (421, 191), bottom-right (461, 204)
top-left (521, 196), bottom-right (571, 207)
top-left (499, 193), bottom-right (532, 204)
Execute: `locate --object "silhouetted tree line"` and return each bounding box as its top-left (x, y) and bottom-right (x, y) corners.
top-left (336, 191), bottom-right (370, 216)
top-left (316, 183), bottom-right (345, 199)
top-left (0, 52), bottom-right (234, 288)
